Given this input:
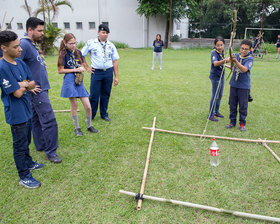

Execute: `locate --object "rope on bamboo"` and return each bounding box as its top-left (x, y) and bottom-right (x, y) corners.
top-left (136, 117), bottom-right (157, 210)
top-left (119, 190), bottom-right (280, 223)
top-left (142, 127), bottom-right (280, 144)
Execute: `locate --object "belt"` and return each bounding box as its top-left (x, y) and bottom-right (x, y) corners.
top-left (92, 67), bottom-right (112, 72)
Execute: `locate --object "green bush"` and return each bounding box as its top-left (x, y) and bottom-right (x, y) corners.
top-left (171, 34), bottom-right (180, 42)
top-left (77, 41), bottom-right (85, 49)
top-left (42, 23), bottom-right (64, 55)
top-left (111, 41), bottom-right (129, 48)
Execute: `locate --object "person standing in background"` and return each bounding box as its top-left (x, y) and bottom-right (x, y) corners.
top-left (152, 34), bottom-right (164, 70)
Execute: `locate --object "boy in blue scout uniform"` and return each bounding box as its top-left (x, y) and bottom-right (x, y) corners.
top-left (226, 39), bottom-right (254, 131)
top-left (0, 31), bottom-right (44, 188)
top-left (20, 17), bottom-right (61, 163)
top-left (81, 24), bottom-right (119, 121)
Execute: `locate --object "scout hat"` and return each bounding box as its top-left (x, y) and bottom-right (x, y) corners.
top-left (98, 24), bottom-right (110, 33)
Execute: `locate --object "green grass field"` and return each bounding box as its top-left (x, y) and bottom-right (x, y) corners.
top-left (0, 48), bottom-right (279, 223)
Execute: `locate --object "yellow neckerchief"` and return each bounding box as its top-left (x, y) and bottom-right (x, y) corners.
top-left (214, 48), bottom-right (225, 60)
top-left (234, 53), bottom-right (252, 81)
top-left (68, 50), bottom-right (80, 68)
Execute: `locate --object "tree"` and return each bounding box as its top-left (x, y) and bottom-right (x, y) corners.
top-left (188, 0), bottom-right (280, 42)
top-left (136, 0), bottom-right (199, 47)
top-left (22, 0), bottom-right (73, 54)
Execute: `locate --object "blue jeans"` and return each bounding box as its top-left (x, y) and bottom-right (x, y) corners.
top-left (90, 68), bottom-right (113, 119)
top-left (10, 120), bottom-right (33, 179)
top-left (209, 79), bottom-right (224, 117)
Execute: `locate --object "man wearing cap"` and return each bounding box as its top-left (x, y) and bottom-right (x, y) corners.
top-left (81, 24), bottom-right (119, 122)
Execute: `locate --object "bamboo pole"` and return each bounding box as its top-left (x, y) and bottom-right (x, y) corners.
top-left (262, 142), bottom-right (280, 164)
top-left (142, 127), bottom-right (280, 144)
top-left (137, 117), bottom-right (157, 210)
top-left (53, 109), bottom-right (80, 113)
top-left (120, 190), bottom-right (280, 223)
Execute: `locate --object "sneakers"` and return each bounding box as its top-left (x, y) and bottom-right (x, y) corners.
top-left (29, 161), bottom-right (44, 170)
top-left (19, 173), bottom-right (41, 189)
top-left (87, 126), bottom-right (98, 133)
top-left (208, 115), bottom-right (219, 122)
top-left (151, 67), bottom-right (154, 70)
top-left (225, 123), bottom-right (235, 128)
top-left (101, 117), bottom-right (111, 122)
top-left (214, 113), bottom-right (224, 118)
top-left (240, 123), bottom-right (246, 131)
top-left (46, 155), bottom-right (62, 163)
top-left (74, 128), bottom-right (83, 136)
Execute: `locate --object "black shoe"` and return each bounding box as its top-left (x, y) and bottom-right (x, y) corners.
top-left (225, 123), bottom-right (235, 128)
top-left (208, 115), bottom-right (219, 122)
top-left (87, 126), bottom-right (98, 133)
top-left (248, 95), bottom-right (253, 102)
top-left (47, 155), bottom-right (62, 163)
top-left (74, 128), bottom-right (83, 136)
top-left (101, 117), bottom-right (110, 122)
top-left (214, 113), bottom-right (224, 118)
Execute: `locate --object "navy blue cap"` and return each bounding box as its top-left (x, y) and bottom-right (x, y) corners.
top-left (98, 24), bottom-right (110, 33)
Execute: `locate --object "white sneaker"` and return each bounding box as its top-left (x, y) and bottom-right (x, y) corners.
top-left (159, 67), bottom-right (162, 70)
top-left (151, 67), bottom-right (154, 70)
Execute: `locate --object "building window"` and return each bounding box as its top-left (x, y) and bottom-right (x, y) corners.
top-left (76, 22), bottom-right (83, 29)
top-left (176, 21), bottom-right (180, 30)
top-left (52, 22), bottom-right (58, 28)
top-left (89, 22), bottom-right (95, 29)
top-left (17, 23), bottom-right (23, 30)
top-left (101, 22), bottom-right (109, 27)
top-left (64, 22), bottom-right (70, 29)
top-left (5, 23), bottom-right (12, 29)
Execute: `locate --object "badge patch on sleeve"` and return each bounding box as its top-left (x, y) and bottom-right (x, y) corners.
top-left (2, 79), bottom-right (11, 88)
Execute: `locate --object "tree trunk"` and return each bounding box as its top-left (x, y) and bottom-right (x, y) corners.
top-left (164, 18), bottom-right (169, 48)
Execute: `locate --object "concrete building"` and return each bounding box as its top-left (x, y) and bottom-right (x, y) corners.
top-left (1, 0), bottom-right (188, 48)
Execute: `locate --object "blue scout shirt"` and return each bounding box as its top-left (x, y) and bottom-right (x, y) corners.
top-left (0, 58), bottom-right (33, 125)
top-left (81, 38), bottom-right (119, 70)
top-left (20, 36), bottom-right (50, 91)
top-left (0, 49), bottom-right (3, 57)
top-left (209, 49), bottom-right (225, 81)
top-left (63, 49), bottom-right (84, 69)
top-left (153, 40), bottom-right (164, 53)
top-left (229, 53), bottom-right (254, 89)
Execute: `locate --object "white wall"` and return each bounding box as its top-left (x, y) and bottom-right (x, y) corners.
top-left (1, 0), bottom-right (168, 48)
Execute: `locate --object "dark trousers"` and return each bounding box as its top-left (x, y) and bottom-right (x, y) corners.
top-left (11, 120), bottom-right (33, 179)
top-left (209, 79), bottom-right (224, 117)
top-left (29, 90), bottom-right (58, 158)
top-left (90, 68), bottom-right (113, 119)
top-left (229, 86), bottom-right (249, 126)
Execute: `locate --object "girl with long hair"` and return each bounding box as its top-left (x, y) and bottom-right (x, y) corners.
top-left (208, 36), bottom-right (230, 122)
top-left (152, 34), bottom-right (164, 70)
top-left (57, 33), bottom-right (98, 136)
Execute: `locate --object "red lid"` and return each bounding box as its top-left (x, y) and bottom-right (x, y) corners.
top-left (213, 138), bottom-right (216, 141)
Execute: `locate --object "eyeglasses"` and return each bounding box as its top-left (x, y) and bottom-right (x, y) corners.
top-left (240, 47), bottom-right (250, 51)
top-left (67, 42), bottom-right (77, 45)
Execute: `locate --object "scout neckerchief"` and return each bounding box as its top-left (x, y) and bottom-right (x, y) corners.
top-left (98, 38), bottom-right (107, 60)
top-left (214, 48), bottom-right (225, 70)
top-left (68, 50), bottom-right (80, 68)
top-left (234, 53), bottom-right (252, 81)
top-left (22, 35), bottom-right (46, 67)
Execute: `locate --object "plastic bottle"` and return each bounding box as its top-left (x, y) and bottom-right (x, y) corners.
top-left (210, 138), bottom-right (219, 167)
